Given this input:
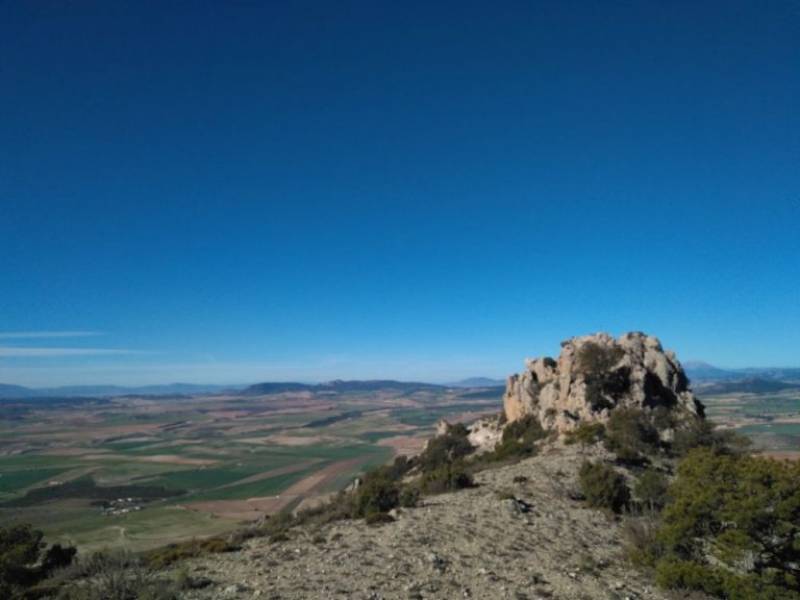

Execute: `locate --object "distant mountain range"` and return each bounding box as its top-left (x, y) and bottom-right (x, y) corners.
top-left (0, 379), bottom-right (460, 400)
top-left (684, 361), bottom-right (800, 383)
top-left (693, 377), bottom-right (800, 394)
top-left (449, 377), bottom-right (506, 388)
top-left (682, 361), bottom-right (800, 395)
top-left (3, 364), bottom-right (798, 401)
top-left (0, 383), bottom-right (234, 400)
top-left (242, 379), bottom-right (447, 395)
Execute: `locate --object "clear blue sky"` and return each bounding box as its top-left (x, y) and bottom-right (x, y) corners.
top-left (1, 1), bottom-right (798, 386)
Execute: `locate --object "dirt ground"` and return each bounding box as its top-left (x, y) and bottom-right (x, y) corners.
top-left (180, 444), bottom-right (674, 600)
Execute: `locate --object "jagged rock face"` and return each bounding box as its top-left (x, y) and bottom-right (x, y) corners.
top-left (503, 332), bottom-right (703, 433)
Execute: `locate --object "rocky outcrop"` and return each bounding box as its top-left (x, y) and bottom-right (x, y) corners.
top-left (503, 332), bottom-right (703, 433)
top-left (434, 417), bottom-right (503, 454)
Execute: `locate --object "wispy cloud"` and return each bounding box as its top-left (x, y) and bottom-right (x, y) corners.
top-left (0, 347), bottom-right (138, 357)
top-left (0, 331), bottom-right (103, 339)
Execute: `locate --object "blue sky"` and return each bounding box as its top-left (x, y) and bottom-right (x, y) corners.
top-left (1, 1), bottom-right (798, 386)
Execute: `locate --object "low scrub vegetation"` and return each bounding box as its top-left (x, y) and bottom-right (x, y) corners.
top-left (143, 537), bottom-right (238, 570)
top-left (646, 448), bottom-right (800, 599)
top-left (51, 549), bottom-right (187, 600)
top-left (0, 524), bottom-right (76, 599)
top-left (420, 462), bottom-right (474, 494)
top-left (416, 422), bottom-right (474, 471)
top-left (576, 342), bottom-right (628, 411)
top-left (565, 421), bottom-right (606, 449)
top-left (632, 467), bottom-right (669, 512)
top-left (609, 426), bottom-right (799, 600)
top-left (489, 415), bottom-right (547, 461)
top-left (603, 407), bottom-right (661, 464)
top-left (578, 461), bottom-right (630, 514)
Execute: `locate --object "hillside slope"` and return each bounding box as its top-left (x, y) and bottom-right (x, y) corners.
top-left (180, 444), bottom-right (669, 600)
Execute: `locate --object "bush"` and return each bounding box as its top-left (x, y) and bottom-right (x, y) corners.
top-left (353, 474), bottom-right (400, 517)
top-left (0, 524), bottom-right (77, 599)
top-left (577, 342), bottom-right (629, 411)
top-left (420, 462), bottom-right (474, 494)
top-left (650, 448), bottom-right (800, 598)
top-left (491, 415), bottom-right (547, 461)
top-left (671, 418), bottom-right (751, 457)
top-left (143, 536), bottom-right (238, 570)
top-left (578, 461), bottom-right (630, 513)
top-left (54, 550), bottom-right (178, 600)
top-left (634, 467), bottom-right (669, 512)
top-left (565, 422), bottom-right (606, 448)
top-left (417, 423), bottom-right (474, 472)
top-left (603, 408), bottom-right (660, 463)
top-left (654, 558), bottom-right (800, 600)
top-left (399, 487), bottom-right (420, 508)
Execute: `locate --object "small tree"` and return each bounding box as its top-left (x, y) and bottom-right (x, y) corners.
top-left (652, 448), bottom-right (800, 598)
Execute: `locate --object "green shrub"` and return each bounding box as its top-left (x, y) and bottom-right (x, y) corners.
top-left (143, 536), bottom-right (237, 569)
top-left (671, 418), bottom-right (751, 457)
top-left (577, 342), bottom-right (625, 374)
top-left (399, 487), bottom-right (420, 508)
top-left (0, 524), bottom-right (77, 599)
top-left (634, 467), bottom-right (669, 512)
top-left (420, 462), bottom-right (474, 494)
top-left (654, 558), bottom-right (800, 600)
top-left (353, 474), bottom-right (400, 517)
top-left (491, 415), bottom-right (547, 461)
top-left (578, 461), bottom-right (630, 514)
top-left (651, 448), bottom-right (800, 598)
top-left (603, 408), bottom-right (660, 463)
top-left (417, 423), bottom-right (474, 472)
top-left (292, 490), bottom-right (356, 530)
top-left (368, 455), bottom-right (414, 482)
top-left (577, 342), bottom-right (629, 411)
top-left (565, 422), bottom-right (606, 448)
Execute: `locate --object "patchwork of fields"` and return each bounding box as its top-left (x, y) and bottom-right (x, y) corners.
top-left (0, 386), bottom-right (501, 551)
top-left (1, 384), bottom-right (797, 552)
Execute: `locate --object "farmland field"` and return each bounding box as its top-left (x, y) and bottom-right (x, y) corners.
top-left (0, 385), bottom-right (502, 551)
top-left (699, 387), bottom-right (800, 456)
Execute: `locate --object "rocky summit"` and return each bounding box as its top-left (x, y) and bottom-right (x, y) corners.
top-left (503, 332), bottom-right (704, 434)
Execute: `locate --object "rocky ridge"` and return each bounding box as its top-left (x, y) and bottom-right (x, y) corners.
top-left (178, 332), bottom-right (704, 599)
top-left (180, 445), bottom-right (671, 600)
top-left (503, 332), bottom-right (703, 434)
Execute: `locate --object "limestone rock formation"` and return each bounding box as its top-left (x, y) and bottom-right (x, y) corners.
top-left (503, 332), bottom-right (703, 433)
top-left (466, 417), bottom-right (503, 453)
